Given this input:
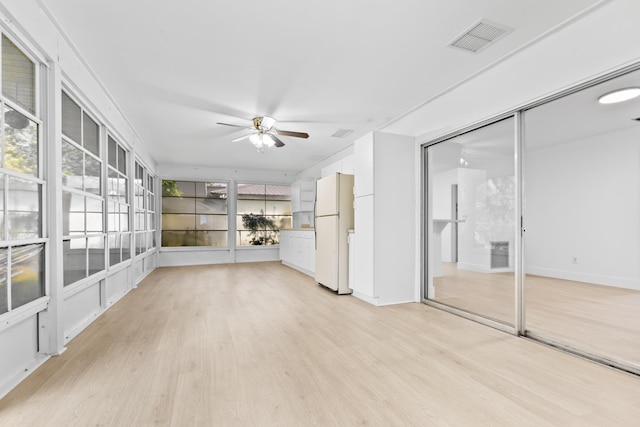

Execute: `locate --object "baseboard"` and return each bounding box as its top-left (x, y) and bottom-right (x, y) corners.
top-left (281, 261), bottom-right (314, 278)
top-left (457, 262), bottom-right (514, 274)
top-left (526, 266), bottom-right (639, 290)
top-left (351, 291), bottom-right (381, 306)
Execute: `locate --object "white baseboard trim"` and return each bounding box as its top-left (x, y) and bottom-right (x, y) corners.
top-left (281, 261), bottom-right (314, 278)
top-left (526, 266), bottom-right (639, 290)
top-left (351, 291), bottom-right (380, 306)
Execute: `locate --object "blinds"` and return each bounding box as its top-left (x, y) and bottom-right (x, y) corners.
top-left (2, 35), bottom-right (35, 114)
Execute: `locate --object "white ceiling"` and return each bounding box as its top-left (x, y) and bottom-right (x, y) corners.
top-left (40, 0), bottom-right (603, 173)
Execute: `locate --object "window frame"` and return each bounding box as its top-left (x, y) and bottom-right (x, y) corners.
top-left (235, 181), bottom-right (292, 247)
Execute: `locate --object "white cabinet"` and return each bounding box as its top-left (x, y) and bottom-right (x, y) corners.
top-left (291, 179), bottom-right (316, 212)
top-left (353, 131), bottom-right (416, 305)
top-left (279, 229), bottom-right (315, 276)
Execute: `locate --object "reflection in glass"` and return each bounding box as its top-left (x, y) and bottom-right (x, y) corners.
top-left (427, 117), bottom-right (515, 325)
top-left (63, 238), bottom-right (86, 286)
top-left (108, 136), bottom-right (117, 169)
top-left (61, 140), bottom-right (84, 190)
top-left (84, 155), bottom-right (101, 195)
top-left (162, 231), bottom-right (195, 247)
top-left (162, 214), bottom-right (196, 230)
top-left (523, 68), bottom-right (640, 366)
top-left (85, 197), bottom-right (103, 233)
top-left (63, 191), bottom-right (84, 235)
top-left (3, 106), bottom-right (38, 176)
top-left (8, 176), bottom-right (40, 239)
top-left (162, 197), bottom-right (195, 214)
top-left (195, 198), bottom-right (227, 215)
top-left (118, 146), bottom-right (126, 175)
top-left (87, 236), bottom-right (105, 276)
top-left (11, 243), bottom-right (44, 309)
top-left (109, 234), bottom-right (120, 267)
top-left (121, 233), bottom-right (131, 261)
top-left (0, 247), bottom-right (7, 314)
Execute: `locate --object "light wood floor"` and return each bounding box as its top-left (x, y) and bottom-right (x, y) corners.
top-left (1, 262), bottom-right (639, 426)
top-left (434, 263), bottom-right (640, 366)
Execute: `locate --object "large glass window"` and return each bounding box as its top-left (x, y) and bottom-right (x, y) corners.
top-left (161, 180), bottom-right (228, 247)
top-left (61, 90), bottom-right (104, 286)
top-left (0, 33), bottom-right (45, 313)
top-left (237, 184), bottom-right (291, 246)
top-left (107, 135), bottom-right (130, 266)
top-left (135, 161), bottom-right (156, 254)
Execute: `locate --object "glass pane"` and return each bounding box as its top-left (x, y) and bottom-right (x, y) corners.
top-left (121, 233), bottom-right (131, 261)
top-left (195, 214), bottom-right (227, 231)
top-left (61, 91), bottom-right (81, 143)
top-left (108, 234), bottom-right (120, 267)
top-left (162, 214), bottom-right (195, 230)
top-left (264, 200), bottom-right (291, 216)
top-left (86, 197), bottom-right (103, 233)
top-left (83, 112), bottom-right (99, 156)
top-left (61, 140), bottom-right (84, 190)
top-left (120, 207), bottom-right (129, 232)
top-left (195, 198), bottom-right (227, 215)
top-left (10, 243), bottom-right (44, 309)
top-left (266, 184), bottom-right (291, 199)
top-left (3, 105), bottom-right (38, 176)
top-left (147, 212), bottom-right (154, 230)
top-left (108, 136), bottom-right (117, 169)
top-left (426, 117), bottom-right (515, 325)
top-left (119, 177), bottom-right (128, 203)
top-left (237, 214), bottom-right (280, 245)
top-left (0, 174), bottom-right (4, 240)
top-left (523, 68), bottom-right (640, 366)
top-left (2, 35), bottom-right (35, 115)
top-left (63, 191), bottom-right (85, 235)
top-left (8, 176), bottom-right (40, 239)
top-left (270, 216), bottom-right (291, 231)
top-left (173, 181), bottom-right (196, 197)
top-left (237, 199), bottom-right (268, 215)
top-left (135, 232), bottom-right (145, 255)
top-left (162, 230), bottom-right (195, 247)
top-left (118, 146), bottom-right (126, 175)
top-left (0, 247), bottom-right (7, 314)
top-left (237, 184), bottom-right (265, 200)
top-left (63, 238), bottom-right (86, 286)
top-left (162, 197), bottom-right (195, 214)
top-left (87, 236), bottom-right (105, 276)
top-left (195, 231), bottom-right (227, 247)
top-left (108, 201), bottom-right (118, 232)
top-left (84, 155), bottom-right (101, 195)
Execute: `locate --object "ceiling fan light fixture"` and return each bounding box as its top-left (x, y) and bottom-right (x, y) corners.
top-left (249, 133), bottom-right (263, 148)
top-left (598, 87), bottom-right (640, 104)
top-left (263, 134), bottom-right (276, 148)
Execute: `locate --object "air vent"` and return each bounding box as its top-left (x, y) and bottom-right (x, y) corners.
top-left (331, 129), bottom-right (354, 138)
top-left (449, 19), bottom-right (513, 54)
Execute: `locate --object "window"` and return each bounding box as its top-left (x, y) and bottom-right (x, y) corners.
top-left (0, 34), bottom-right (44, 314)
top-left (237, 184), bottom-right (291, 246)
top-left (161, 180), bottom-right (228, 247)
top-left (61, 90), bottom-right (104, 286)
top-left (134, 161), bottom-right (156, 254)
top-left (107, 135), bottom-right (130, 266)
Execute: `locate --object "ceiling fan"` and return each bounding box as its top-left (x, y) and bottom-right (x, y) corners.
top-left (217, 116), bottom-right (309, 150)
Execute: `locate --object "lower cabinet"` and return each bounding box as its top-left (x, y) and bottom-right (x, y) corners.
top-left (279, 229), bottom-right (315, 277)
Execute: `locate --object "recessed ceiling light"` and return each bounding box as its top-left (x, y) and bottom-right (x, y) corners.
top-left (598, 87), bottom-right (640, 104)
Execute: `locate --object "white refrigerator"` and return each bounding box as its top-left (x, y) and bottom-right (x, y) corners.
top-left (314, 173), bottom-right (354, 294)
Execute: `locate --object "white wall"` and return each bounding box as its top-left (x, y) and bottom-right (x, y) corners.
top-left (525, 127), bottom-right (640, 290)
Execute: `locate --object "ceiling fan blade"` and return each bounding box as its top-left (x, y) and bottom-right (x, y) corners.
top-left (217, 122), bottom-right (254, 130)
top-left (270, 135), bottom-right (286, 148)
top-left (276, 129), bottom-right (309, 139)
top-left (232, 134), bottom-right (253, 142)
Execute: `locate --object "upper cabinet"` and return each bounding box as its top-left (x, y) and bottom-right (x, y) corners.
top-left (291, 179), bottom-right (316, 212)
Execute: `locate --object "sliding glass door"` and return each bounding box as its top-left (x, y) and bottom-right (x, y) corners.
top-left (423, 66), bottom-right (640, 374)
top-left (425, 117), bottom-right (516, 327)
top-left (522, 68), bottom-right (640, 369)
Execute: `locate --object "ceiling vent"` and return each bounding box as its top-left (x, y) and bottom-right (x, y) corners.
top-left (448, 19), bottom-right (513, 54)
top-left (331, 129), bottom-right (354, 138)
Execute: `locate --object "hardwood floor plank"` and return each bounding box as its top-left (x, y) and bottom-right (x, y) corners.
top-left (0, 262), bottom-right (638, 426)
